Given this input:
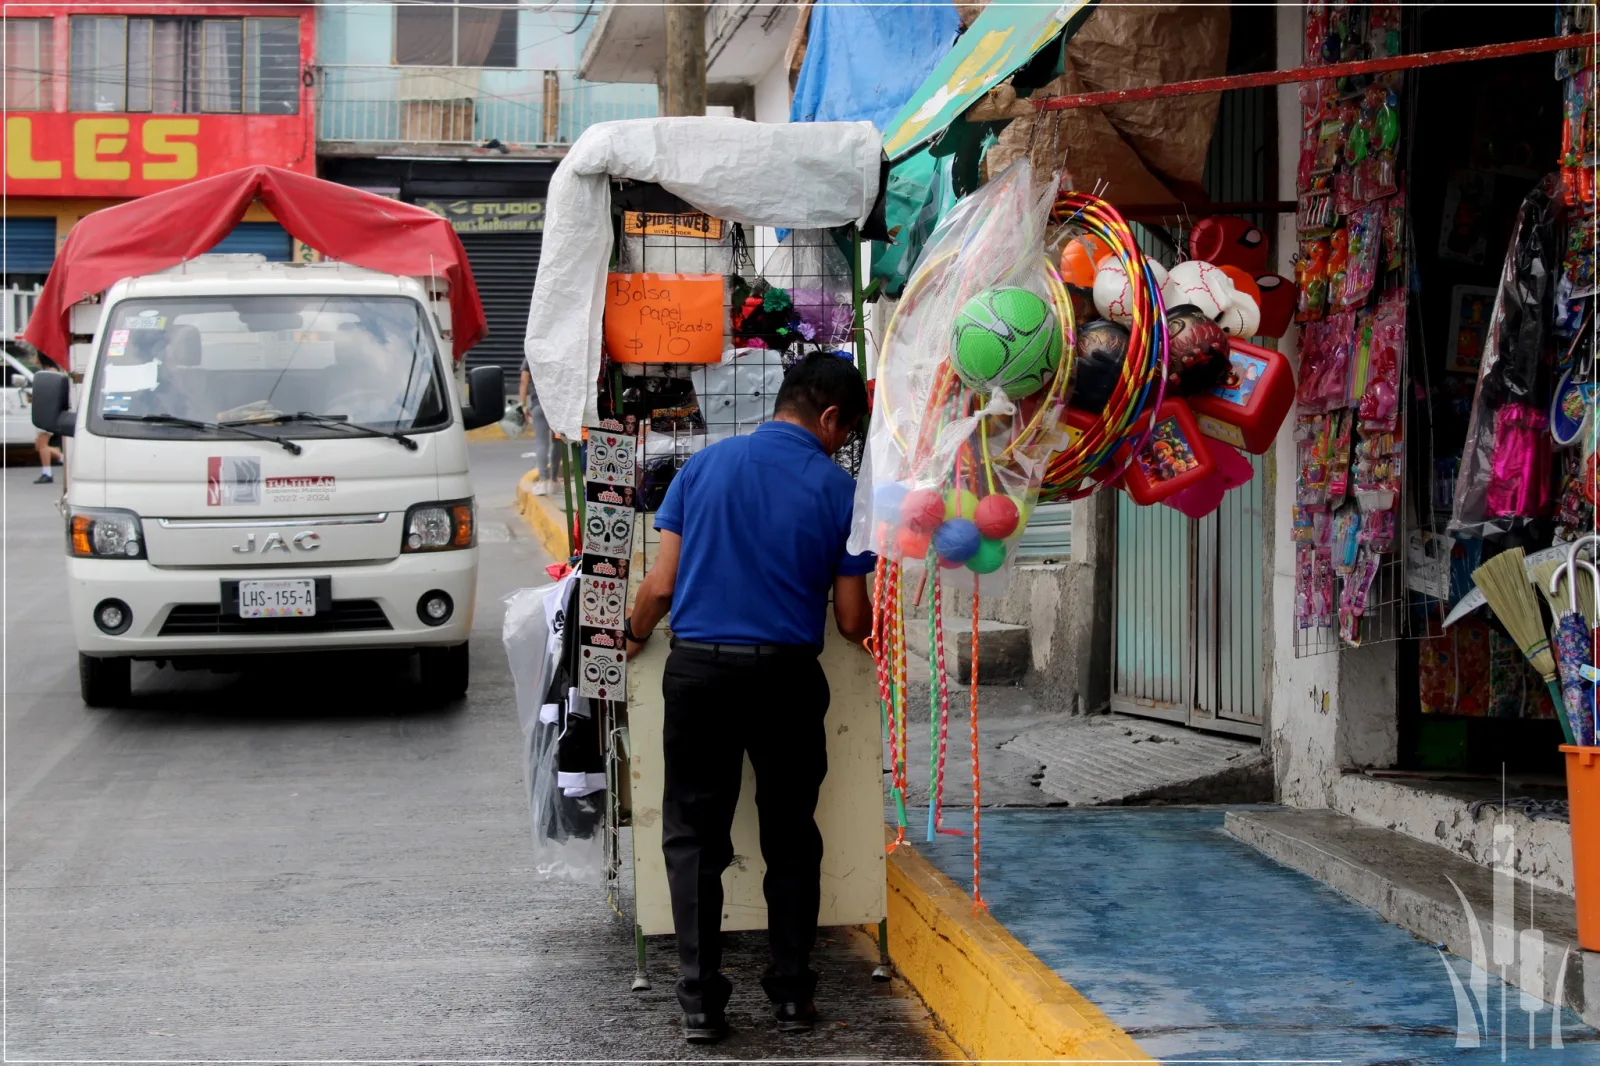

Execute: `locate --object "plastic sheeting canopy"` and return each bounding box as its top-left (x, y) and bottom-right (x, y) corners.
top-left (522, 117), bottom-right (883, 441)
top-left (25, 165), bottom-right (486, 361)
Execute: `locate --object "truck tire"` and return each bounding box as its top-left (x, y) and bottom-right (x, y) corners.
top-left (79, 654), bottom-right (131, 707)
top-left (419, 642), bottom-right (469, 703)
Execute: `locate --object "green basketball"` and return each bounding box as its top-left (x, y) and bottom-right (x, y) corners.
top-left (950, 287), bottom-right (1062, 398)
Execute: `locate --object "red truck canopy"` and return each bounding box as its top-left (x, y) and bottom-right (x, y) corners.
top-left (25, 165), bottom-right (487, 361)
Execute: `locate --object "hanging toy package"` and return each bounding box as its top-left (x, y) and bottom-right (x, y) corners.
top-left (503, 576), bottom-right (606, 884)
top-left (849, 160), bottom-right (1069, 591)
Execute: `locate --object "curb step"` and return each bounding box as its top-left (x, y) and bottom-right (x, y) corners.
top-left (1225, 808), bottom-right (1600, 1031)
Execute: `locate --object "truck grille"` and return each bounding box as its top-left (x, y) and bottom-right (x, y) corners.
top-left (159, 601), bottom-right (392, 636)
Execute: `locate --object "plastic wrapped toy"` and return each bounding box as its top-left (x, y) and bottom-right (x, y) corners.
top-left (849, 160), bottom-right (1067, 588)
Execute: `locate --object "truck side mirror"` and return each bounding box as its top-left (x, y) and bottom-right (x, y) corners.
top-left (31, 370), bottom-right (74, 437)
top-left (460, 365), bottom-right (505, 431)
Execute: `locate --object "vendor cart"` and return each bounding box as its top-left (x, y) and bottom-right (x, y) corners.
top-left (522, 117), bottom-right (893, 989)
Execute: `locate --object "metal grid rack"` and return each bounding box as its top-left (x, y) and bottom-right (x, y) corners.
top-left (601, 189), bottom-right (866, 564)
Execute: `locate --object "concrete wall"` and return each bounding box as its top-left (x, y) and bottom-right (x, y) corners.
top-left (752, 60), bottom-right (790, 124)
top-left (986, 493), bottom-right (1115, 715)
top-left (1264, 6), bottom-right (1399, 808)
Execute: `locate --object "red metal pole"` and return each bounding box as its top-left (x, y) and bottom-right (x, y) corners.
top-left (1031, 32), bottom-right (1595, 113)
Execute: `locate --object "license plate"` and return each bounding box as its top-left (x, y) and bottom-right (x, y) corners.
top-left (238, 578), bottom-right (317, 618)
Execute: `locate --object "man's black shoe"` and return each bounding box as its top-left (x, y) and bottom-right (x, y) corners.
top-left (774, 1001), bottom-right (818, 1033)
top-left (682, 1012), bottom-right (728, 1044)
top-left (33, 473), bottom-right (52, 484)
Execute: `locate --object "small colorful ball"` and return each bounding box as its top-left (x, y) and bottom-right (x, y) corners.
top-left (874, 481), bottom-right (910, 523)
top-left (966, 537), bottom-right (1007, 574)
top-left (895, 526), bottom-right (932, 559)
top-left (944, 488), bottom-right (979, 521)
top-left (900, 487), bottom-right (946, 533)
top-left (973, 494), bottom-right (1020, 540)
top-left (932, 517), bottom-right (980, 565)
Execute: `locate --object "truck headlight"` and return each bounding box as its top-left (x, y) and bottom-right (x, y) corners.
top-left (69, 508), bottom-right (146, 559)
top-left (402, 499), bottom-right (474, 552)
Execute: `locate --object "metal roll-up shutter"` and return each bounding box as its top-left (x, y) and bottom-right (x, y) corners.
top-left (1, 217), bottom-right (57, 276)
top-left (209, 222), bottom-right (292, 261)
top-left (455, 231), bottom-right (540, 389)
top-left (1014, 500), bottom-right (1072, 563)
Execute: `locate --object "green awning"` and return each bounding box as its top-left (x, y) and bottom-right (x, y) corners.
top-left (880, 0), bottom-right (1096, 163)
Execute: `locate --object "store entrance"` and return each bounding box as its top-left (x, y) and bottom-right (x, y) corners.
top-left (1397, 4), bottom-right (1576, 782)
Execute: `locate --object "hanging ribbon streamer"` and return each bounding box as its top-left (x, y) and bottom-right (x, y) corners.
top-left (926, 544), bottom-right (942, 841)
top-left (889, 558), bottom-right (911, 849)
top-left (970, 578), bottom-right (986, 911)
top-left (931, 569), bottom-right (962, 838)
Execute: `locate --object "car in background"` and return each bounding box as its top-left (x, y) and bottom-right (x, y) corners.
top-left (1, 350), bottom-right (38, 446)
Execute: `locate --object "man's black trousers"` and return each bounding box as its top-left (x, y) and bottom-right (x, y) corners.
top-left (660, 643), bottom-right (830, 1016)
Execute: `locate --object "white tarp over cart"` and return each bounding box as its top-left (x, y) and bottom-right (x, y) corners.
top-left (522, 116), bottom-right (883, 439)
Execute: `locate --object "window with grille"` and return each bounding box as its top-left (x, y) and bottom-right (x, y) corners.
top-left (2, 19), bottom-right (54, 111)
top-left (395, 0), bottom-right (518, 68)
top-left (69, 16), bottom-right (299, 115)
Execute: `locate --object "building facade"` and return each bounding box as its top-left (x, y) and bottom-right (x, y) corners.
top-left (313, 1), bottom-right (656, 388)
top-left (2, 1), bottom-right (318, 314)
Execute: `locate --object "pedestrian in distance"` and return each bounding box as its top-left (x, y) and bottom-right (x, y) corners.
top-left (624, 351), bottom-right (875, 1044)
top-left (518, 359), bottom-right (565, 494)
top-left (33, 428), bottom-right (61, 484)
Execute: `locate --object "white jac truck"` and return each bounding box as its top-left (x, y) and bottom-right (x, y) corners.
top-left (30, 255), bottom-right (505, 707)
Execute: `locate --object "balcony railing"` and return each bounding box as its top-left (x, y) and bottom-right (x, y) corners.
top-left (314, 65), bottom-right (656, 147)
top-left (4, 286), bottom-right (42, 343)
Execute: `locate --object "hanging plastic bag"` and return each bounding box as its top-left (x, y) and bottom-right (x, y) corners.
top-left (848, 160), bottom-right (1068, 592)
top-left (1450, 176), bottom-right (1562, 539)
top-left (503, 578), bottom-right (605, 883)
top-left (748, 230), bottom-right (856, 350)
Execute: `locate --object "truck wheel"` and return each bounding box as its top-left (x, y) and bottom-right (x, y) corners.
top-left (79, 654), bottom-right (131, 707)
top-left (419, 643), bottom-right (469, 703)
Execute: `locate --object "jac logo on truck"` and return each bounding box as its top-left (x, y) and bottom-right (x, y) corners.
top-left (231, 531), bottom-right (321, 554)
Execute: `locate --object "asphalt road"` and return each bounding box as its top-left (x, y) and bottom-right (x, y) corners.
top-left (4, 439), bottom-right (951, 1061)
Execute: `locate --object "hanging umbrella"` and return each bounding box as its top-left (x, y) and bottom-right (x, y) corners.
top-left (1550, 539), bottom-right (1599, 746)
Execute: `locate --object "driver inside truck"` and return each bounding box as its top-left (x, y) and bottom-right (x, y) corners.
top-left (117, 325), bottom-right (206, 420)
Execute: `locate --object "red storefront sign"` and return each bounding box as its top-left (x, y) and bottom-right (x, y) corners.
top-left (2, 3), bottom-right (315, 196)
top-left (4, 113), bottom-right (313, 198)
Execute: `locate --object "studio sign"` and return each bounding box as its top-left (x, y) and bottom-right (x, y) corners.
top-left (417, 199), bottom-right (545, 233)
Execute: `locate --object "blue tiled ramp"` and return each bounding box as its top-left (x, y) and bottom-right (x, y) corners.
top-left (915, 807), bottom-right (1596, 1064)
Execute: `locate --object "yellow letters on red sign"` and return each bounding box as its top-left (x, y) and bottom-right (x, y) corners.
top-left (5, 116), bottom-right (201, 183)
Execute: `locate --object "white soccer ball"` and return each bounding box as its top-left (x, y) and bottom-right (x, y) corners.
top-left (1091, 259), bottom-right (1167, 327)
top-left (1161, 260), bottom-right (1233, 319)
top-left (1215, 291), bottom-right (1262, 338)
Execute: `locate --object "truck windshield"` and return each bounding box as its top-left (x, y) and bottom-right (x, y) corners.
top-left (87, 295), bottom-right (450, 438)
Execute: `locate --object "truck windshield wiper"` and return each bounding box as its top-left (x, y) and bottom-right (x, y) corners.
top-left (223, 412), bottom-right (420, 451)
top-left (103, 412), bottom-right (303, 455)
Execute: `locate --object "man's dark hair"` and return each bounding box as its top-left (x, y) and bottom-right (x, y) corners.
top-left (774, 352), bottom-right (869, 429)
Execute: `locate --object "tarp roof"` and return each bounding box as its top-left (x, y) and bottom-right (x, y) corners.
top-left (880, 0), bottom-right (1096, 162)
top-left (26, 166), bottom-right (486, 361)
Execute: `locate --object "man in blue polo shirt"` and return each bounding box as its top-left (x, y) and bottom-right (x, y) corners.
top-left (625, 352), bottom-right (874, 1044)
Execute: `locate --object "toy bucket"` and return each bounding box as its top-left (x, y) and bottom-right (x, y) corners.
top-left (1561, 745), bottom-right (1600, 950)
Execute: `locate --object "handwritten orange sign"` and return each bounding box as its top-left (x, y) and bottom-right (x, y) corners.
top-left (603, 273), bottom-right (725, 364)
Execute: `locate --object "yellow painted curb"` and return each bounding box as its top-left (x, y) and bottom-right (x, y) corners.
top-left (885, 832), bottom-right (1153, 1064)
top-left (515, 469), bottom-right (570, 562)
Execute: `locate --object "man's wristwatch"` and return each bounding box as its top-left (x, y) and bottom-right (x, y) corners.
top-left (623, 618), bottom-right (648, 644)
